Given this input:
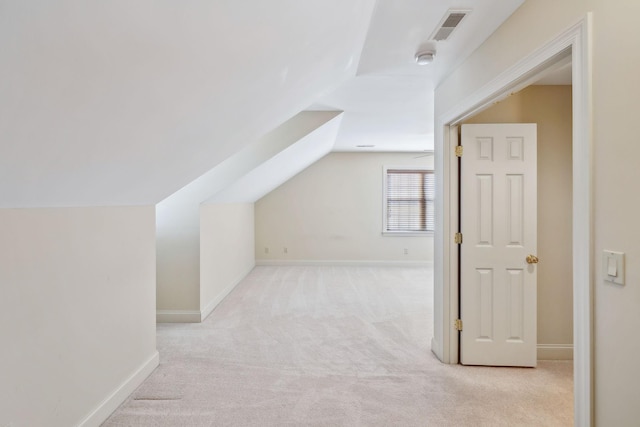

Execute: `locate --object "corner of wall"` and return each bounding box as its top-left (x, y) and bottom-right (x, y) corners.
top-left (156, 310), bottom-right (202, 323)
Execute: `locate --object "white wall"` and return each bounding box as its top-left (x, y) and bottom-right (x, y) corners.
top-left (156, 207), bottom-right (201, 313)
top-left (436, 0), bottom-right (640, 423)
top-left (464, 85), bottom-right (573, 359)
top-left (200, 203), bottom-right (255, 319)
top-left (0, 206), bottom-right (157, 427)
top-left (255, 152), bottom-right (433, 264)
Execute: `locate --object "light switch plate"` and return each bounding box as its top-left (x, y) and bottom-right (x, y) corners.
top-left (603, 250), bottom-right (625, 285)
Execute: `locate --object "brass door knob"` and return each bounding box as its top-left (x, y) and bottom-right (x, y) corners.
top-left (526, 255), bottom-right (539, 264)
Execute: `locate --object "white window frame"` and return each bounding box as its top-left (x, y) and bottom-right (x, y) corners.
top-left (382, 165), bottom-right (434, 236)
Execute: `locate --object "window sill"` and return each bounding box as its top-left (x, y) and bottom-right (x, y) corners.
top-left (382, 231), bottom-right (434, 237)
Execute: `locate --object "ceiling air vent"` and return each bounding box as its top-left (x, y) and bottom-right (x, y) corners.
top-left (429, 9), bottom-right (471, 41)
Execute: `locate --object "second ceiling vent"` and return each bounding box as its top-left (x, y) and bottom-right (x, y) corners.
top-left (429, 9), bottom-right (471, 41)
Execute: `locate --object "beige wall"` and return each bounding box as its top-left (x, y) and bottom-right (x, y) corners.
top-left (591, 2), bottom-right (640, 423)
top-left (0, 207), bottom-right (157, 426)
top-left (436, 0), bottom-right (640, 423)
top-left (464, 85), bottom-right (573, 359)
top-left (255, 152), bottom-right (433, 263)
top-left (200, 203), bottom-right (255, 317)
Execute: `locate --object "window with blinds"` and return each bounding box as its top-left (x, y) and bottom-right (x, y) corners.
top-left (385, 169), bottom-right (435, 233)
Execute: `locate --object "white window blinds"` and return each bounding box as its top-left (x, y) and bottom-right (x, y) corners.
top-left (386, 169), bottom-right (435, 232)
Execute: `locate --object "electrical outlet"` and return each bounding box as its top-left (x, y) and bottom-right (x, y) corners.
top-left (284, 247), bottom-right (288, 254)
top-left (264, 247), bottom-right (269, 254)
top-left (404, 248), bottom-right (409, 255)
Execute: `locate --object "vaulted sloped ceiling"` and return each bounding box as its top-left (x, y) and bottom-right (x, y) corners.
top-left (206, 112), bottom-right (343, 204)
top-left (156, 110), bottom-right (343, 229)
top-left (0, 0), bottom-right (375, 208)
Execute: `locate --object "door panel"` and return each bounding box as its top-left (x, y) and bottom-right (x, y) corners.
top-left (460, 123), bottom-right (537, 367)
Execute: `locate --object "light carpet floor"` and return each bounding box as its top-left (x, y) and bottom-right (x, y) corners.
top-left (103, 266), bottom-right (573, 426)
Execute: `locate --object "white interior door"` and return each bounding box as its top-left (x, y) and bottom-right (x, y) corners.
top-left (460, 123), bottom-right (538, 367)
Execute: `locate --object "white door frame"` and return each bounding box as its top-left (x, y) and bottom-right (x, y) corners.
top-left (433, 15), bottom-right (593, 426)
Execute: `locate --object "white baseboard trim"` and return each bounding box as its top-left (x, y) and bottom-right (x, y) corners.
top-left (200, 263), bottom-right (255, 322)
top-left (537, 343), bottom-right (574, 360)
top-left (156, 309), bottom-right (201, 323)
top-left (158, 264), bottom-right (256, 324)
top-left (256, 259), bottom-right (433, 267)
top-left (78, 350), bottom-right (159, 427)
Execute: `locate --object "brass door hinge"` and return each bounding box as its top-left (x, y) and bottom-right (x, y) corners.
top-left (454, 232), bottom-right (463, 244)
top-left (454, 319), bottom-right (463, 331)
top-left (455, 145), bottom-right (463, 157)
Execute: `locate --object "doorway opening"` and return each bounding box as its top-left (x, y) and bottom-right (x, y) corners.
top-left (458, 65), bottom-right (573, 366)
top-left (434, 16), bottom-right (592, 426)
